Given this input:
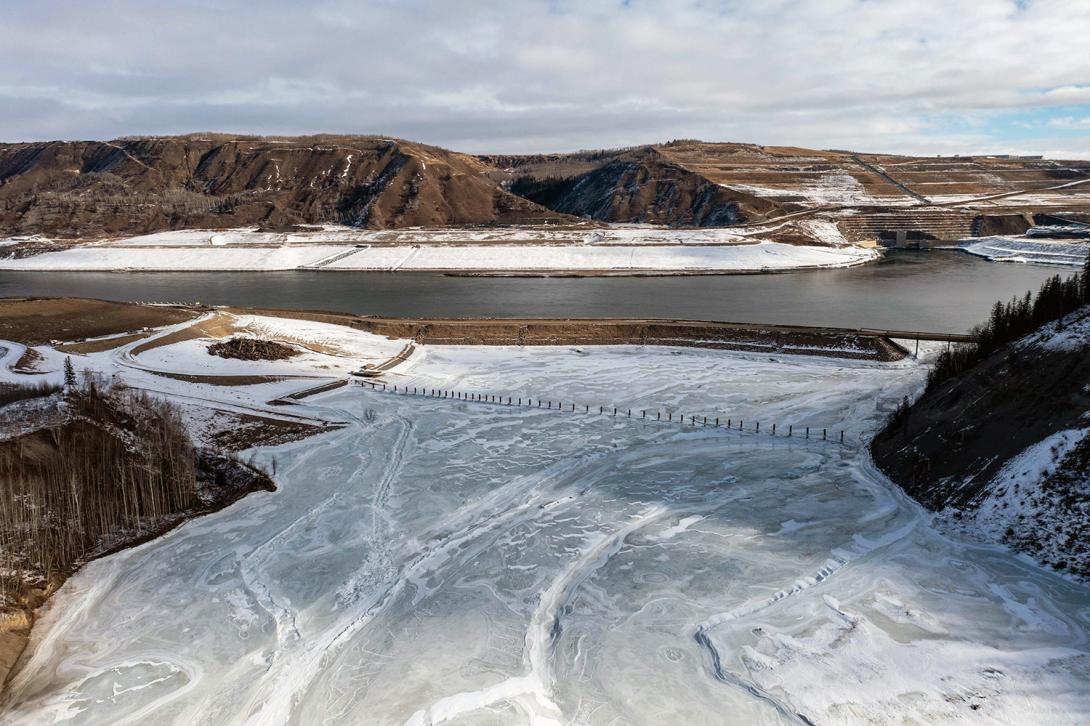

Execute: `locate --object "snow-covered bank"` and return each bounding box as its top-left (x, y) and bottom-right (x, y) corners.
top-left (2, 315), bottom-right (1088, 724)
top-left (0, 244), bottom-right (350, 271)
top-left (940, 428), bottom-right (1090, 579)
top-left (39, 223), bottom-right (812, 248)
top-left (958, 236), bottom-right (1090, 267)
top-left (0, 239), bottom-right (877, 273)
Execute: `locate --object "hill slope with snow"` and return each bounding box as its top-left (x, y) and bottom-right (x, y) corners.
top-left (871, 306), bottom-right (1090, 578)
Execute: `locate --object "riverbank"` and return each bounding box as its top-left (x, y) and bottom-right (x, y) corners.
top-left (233, 306), bottom-right (928, 360)
top-left (0, 239), bottom-right (879, 274)
top-left (0, 457), bottom-right (275, 691)
top-left (4, 297), bottom-right (926, 362)
top-left (0, 390), bottom-right (276, 694)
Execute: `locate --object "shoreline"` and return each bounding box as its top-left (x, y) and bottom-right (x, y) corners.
top-left (0, 239), bottom-right (880, 275)
top-left (0, 456), bottom-right (276, 695)
top-left (226, 305), bottom-right (975, 351)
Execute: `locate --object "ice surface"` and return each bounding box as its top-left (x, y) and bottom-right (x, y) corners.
top-left (958, 236), bottom-right (1090, 267)
top-left (3, 343), bottom-right (1089, 725)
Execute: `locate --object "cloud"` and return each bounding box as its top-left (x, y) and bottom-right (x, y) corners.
top-left (1, 0), bottom-right (1089, 156)
top-left (1049, 116), bottom-right (1090, 130)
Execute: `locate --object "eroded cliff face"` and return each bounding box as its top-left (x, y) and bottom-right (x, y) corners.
top-left (508, 148), bottom-right (781, 227)
top-left (871, 307), bottom-right (1090, 578)
top-left (0, 135), bottom-right (571, 237)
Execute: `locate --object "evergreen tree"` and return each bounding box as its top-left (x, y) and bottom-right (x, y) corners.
top-left (63, 356), bottom-right (76, 388)
top-left (1083, 253), bottom-right (1090, 303)
top-left (927, 262), bottom-right (1090, 391)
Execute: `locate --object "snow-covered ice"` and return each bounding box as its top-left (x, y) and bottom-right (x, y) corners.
top-left (958, 236), bottom-right (1090, 267)
top-left (3, 331), bottom-right (1088, 725)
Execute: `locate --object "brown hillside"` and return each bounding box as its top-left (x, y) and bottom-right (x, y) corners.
top-left (0, 135), bottom-right (572, 238)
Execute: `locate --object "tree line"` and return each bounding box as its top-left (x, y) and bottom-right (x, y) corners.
top-left (0, 374), bottom-right (199, 611)
top-left (927, 254), bottom-right (1090, 389)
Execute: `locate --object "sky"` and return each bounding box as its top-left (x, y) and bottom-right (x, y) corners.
top-left (2, 0), bottom-right (1090, 157)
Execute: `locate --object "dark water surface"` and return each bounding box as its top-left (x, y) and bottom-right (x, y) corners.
top-left (0, 251), bottom-right (1077, 333)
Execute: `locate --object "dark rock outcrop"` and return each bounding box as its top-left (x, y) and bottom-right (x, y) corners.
top-left (509, 148), bottom-right (779, 226)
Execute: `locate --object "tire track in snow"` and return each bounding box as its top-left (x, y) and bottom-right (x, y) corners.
top-left (372, 415), bottom-right (413, 531)
top-left (404, 506), bottom-right (669, 726)
top-left (693, 518), bottom-right (918, 724)
top-left (239, 444), bottom-right (625, 725)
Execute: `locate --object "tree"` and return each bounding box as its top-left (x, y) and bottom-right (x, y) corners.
top-left (63, 356), bottom-right (76, 388)
top-left (1083, 252), bottom-right (1090, 304)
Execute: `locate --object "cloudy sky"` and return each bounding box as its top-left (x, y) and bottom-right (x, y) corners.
top-left (3, 0), bottom-right (1090, 157)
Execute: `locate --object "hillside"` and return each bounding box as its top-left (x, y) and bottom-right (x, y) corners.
top-left (871, 306), bottom-right (1090, 578)
top-left (493, 140), bottom-right (1090, 241)
top-left (3, 134), bottom-right (1089, 241)
top-left (505, 147), bottom-right (781, 226)
top-left (0, 135), bottom-right (572, 238)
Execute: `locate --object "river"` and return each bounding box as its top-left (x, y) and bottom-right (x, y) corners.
top-left (0, 251), bottom-right (1077, 333)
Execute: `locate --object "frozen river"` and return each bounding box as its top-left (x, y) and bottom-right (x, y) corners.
top-left (5, 345), bottom-right (1089, 724)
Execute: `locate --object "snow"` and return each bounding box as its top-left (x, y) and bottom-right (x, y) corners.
top-left (10, 222), bottom-right (872, 250)
top-left (721, 174), bottom-right (917, 207)
top-left (1022, 306), bottom-right (1090, 352)
top-left (0, 238), bottom-right (877, 273)
top-left (0, 245), bottom-right (352, 271)
top-left (1026, 225), bottom-right (1090, 238)
top-left (939, 427), bottom-right (1090, 582)
top-left (132, 314), bottom-right (408, 378)
top-left (958, 236), bottom-right (1090, 267)
top-left (796, 219), bottom-right (850, 246)
top-left (325, 241), bottom-right (878, 271)
top-left (975, 429), bottom-right (1087, 521)
top-left (2, 319), bottom-right (1088, 725)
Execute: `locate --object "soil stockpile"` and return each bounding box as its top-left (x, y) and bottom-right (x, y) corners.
top-left (208, 336), bottom-right (299, 361)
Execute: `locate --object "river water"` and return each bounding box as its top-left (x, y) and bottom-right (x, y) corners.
top-left (0, 251), bottom-right (1077, 333)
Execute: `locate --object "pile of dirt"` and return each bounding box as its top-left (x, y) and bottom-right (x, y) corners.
top-left (208, 336), bottom-right (299, 361)
top-left (206, 414), bottom-right (338, 452)
top-left (973, 213), bottom-right (1035, 237)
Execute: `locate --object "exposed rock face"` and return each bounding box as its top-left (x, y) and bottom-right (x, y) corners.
top-left (509, 149), bottom-right (780, 226)
top-left (0, 135), bottom-right (571, 237)
top-left (871, 307), bottom-right (1090, 578)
